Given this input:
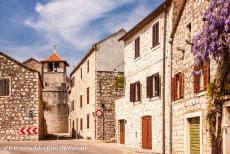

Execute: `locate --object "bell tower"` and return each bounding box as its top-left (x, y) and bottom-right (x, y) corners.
top-left (41, 49), bottom-right (69, 135)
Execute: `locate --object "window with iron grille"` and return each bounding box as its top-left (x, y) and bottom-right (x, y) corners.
top-left (0, 78), bottom-right (10, 96)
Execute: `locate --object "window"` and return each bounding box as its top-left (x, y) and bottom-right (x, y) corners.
top-left (172, 72), bottom-right (184, 101)
top-left (187, 23), bottom-right (192, 41)
top-left (80, 118), bottom-right (83, 130)
top-left (0, 78), bottom-right (10, 96)
top-left (130, 81), bottom-right (141, 102)
top-left (87, 114), bottom-right (90, 129)
top-left (80, 95), bottom-right (83, 107)
top-left (87, 60), bottom-right (89, 73)
top-left (147, 73), bottom-right (160, 98)
top-left (48, 62), bottom-right (59, 72)
top-left (135, 37), bottom-right (140, 58)
top-left (194, 60), bottom-right (210, 93)
top-left (87, 87), bottom-right (89, 104)
top-left (152, 21), bottom-right (159, 47)
top-left (81, 68), bottom-right (83, 79)
top-left (71, 77), bottom-right (75, 87)
top-left (71, 101), bottom-right (74, 111)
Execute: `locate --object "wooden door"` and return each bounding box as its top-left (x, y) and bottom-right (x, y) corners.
top-left (189, 117), bottom-right (200, 154)
top-left (142, 116), bottom-right (152, 150)
top-left (119, 120), bottom-right (125, 144)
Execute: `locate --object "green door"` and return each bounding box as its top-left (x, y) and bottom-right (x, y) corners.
top-left (189, 117), bottom-right (200, 154)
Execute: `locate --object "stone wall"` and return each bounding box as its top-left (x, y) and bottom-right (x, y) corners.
top-left (23, 59), bottom-right (42, 74)
top-left (0, 52), bottom-right (43, 141)
top-left (43, 72), bottom-right (69, 134)
top-left (171, 0), bottom-right (213, 153)
top-left (95, 71), bottom-right (124, 140)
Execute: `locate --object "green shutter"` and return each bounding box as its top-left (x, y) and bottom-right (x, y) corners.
top-left (189, 117), bottom-right (200, 154)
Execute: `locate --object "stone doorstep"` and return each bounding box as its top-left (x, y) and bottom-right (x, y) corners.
top-left (98, 139), bottom-right (116, 143)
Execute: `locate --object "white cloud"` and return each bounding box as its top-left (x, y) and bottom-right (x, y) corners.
top-left (104, 4), bottom-right (151, 33)
top-left (24, 0), bottom-right (135, 50)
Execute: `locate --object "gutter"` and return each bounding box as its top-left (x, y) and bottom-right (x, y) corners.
top-left (162, 3), bottom-right (167, 154)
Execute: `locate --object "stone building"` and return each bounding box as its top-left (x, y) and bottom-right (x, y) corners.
top-left (0, 51), bottom-right (43, 141)
top-left (115, 0), bottom-right (185, 153)
top-left (170, 0), bottom-right (215, 153)
top-left (23, 58), bottom-right (42, 74)
top-left (41, 50), bottom-right (69, 135)
top-left (69, 29), bottom-right (126, 140)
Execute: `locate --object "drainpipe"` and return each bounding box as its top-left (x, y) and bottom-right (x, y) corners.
top-left (169, 37), bottom-right (173, 154)
top-left (162, 3), bottom-right (167, 154)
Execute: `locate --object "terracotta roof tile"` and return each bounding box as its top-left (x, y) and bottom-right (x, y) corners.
top-left (46, 52), bottom-right (62, 61)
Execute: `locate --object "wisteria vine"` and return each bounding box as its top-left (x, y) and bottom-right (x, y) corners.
top-left (192, 0), bottom-right (230, 69)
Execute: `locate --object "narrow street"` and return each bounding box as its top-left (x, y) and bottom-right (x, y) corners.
top-left (0, 139), bottom-right (155, 154)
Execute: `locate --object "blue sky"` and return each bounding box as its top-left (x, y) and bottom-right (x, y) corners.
top-left (0, 0), bottom-right (163, 73)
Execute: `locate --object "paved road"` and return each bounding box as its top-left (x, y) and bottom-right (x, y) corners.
top-left (0, 139), bottom-right (155, 154)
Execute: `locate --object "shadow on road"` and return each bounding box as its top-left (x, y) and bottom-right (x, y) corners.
top-left (41, 133), bottom-right (74, 140)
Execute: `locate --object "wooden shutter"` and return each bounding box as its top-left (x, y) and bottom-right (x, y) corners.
top-left (87, 60), bottom-right (89, 73)
top-left (87, 87), bottom-right (89, 104)
top-left (80, 118), bottom-right (83, 130)
top-left (189, 117), bottom-right (200, 154)
top-left (152, 24), bottom-right (156, 47)
top-left (147, 76), bottom-right (153, 98)
top-left (135, 37), bottom-right (140, 58)
top-left (130, 83), bottom-right (135, 102)
top-left (80, 95), bottom-right (82, 107)
top-left (137, 82), bottom-right (141, 101)
top-left (155, 74), bottom-right (160, 97)
top-left (87, 114), bottom-right (89, 128)
top-left (152, 22), bottom-right (159, 47)
top-left (156, 22), bottom-right (159, 45)
top-left (172, 77), bottom-right (176, 101)
top-left (194, 65), bottom-right (200, 93)
top-left (203, 60), bottom-right (210, 89)
top-left (0, 79), bottom-right (10, 96)
top-left (179, 73), bottom-right (184, 99)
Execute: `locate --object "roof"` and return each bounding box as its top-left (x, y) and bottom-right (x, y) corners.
top-left (170, 0), bottom-right (187, 38)
top-left (41, 50), bottom-right (69, 66)
top-left (119, 0), bottom-right (172, 41)
top-left (0, 51), bottom-right (40, 73)
top-left (23, 57), bottom-right (41, 64)
top-left (70, 29), bottom-right (126, 77)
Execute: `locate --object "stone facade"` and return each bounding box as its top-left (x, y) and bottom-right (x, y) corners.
top-left (41, 52), bottom-right (69, 135)
top-left (0, 51), bottom-right (43, 141)
top-left (23, 58), bottom-right (42, 74)
top-left (95, 71), bottom-right (124, 140)
top-left (69, 29), bottom-right (125, 140)
top-left (171, 0), bottom-right (213, 153)
top-left (115, 6), bottom-right (171, 154)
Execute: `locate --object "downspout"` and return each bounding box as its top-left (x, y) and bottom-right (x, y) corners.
top-left (162, 3), bottom-right (167, 154)
top-left (169, 37), bottom-right (173, 154)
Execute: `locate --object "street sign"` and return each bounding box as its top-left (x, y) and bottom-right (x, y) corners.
top-left (20, 127), bottom-right (37, 135)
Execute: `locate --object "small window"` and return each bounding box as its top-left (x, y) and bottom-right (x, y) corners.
top-left (71, 77), bottom-right (75, 87)
top-left (187, 23), bottom-right (192, 41)
top-left (130, 81), bottom-right (141, 102)
top-left (87, 60), bottom-right (89, 73)
top-left (152, 21), bottom-right (159, 47)
top-left (87, 114), bottom-right (90, 129)
top-left (87, 87), bottom-right (89, 104)
top-left (80, 118), bottom-right (83, 130)
top-left (194, 60), bottom-right (210, 93)
top-left (147, 73), bottom-right (160, 98)
top-left (0, 78), bottom-right (10, 96)
top-left (135, 37), bottom-right (140, 58)
top-left (172, 72), bottom-right (184, 101)
top-left (80, 95), bottom-right (83, 107)
top-left (81, 68), bottom-right (83, 79)
top-left (71, 101), bottom-right (74, 111)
